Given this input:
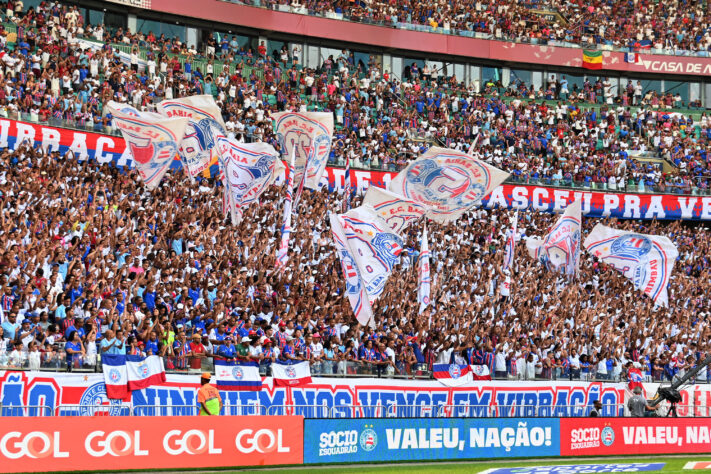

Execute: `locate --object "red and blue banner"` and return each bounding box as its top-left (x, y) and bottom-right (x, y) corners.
top-left (214, 359), bottom-right (262, 391)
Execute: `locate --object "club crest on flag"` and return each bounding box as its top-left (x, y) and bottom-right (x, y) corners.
top-left (286, 366), bottom-right (297, 378)
top-left (273, 112), bottom-right (333, 189)
top-left (448, 364), bottom-right (462, 379)
top-left (137, 362), bottom-right (149, 378)
top-left (232, 366), bottom-right (244, 380)
top-left (108, 369), bottom-right (122, 384)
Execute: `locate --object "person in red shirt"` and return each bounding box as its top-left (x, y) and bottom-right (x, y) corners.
top-left (189, 333), bottom-right (206, 370)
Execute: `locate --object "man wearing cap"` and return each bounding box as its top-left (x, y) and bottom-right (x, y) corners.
top-left (216, 336), bottom-right (237, 360)
top-left (198, 373), bottom-right (222, 416)
top-left (236, 336), bottom-right (251, 361)
top-left (189, 333), bottom-right (206, 370)
top-left (275, 321), bottom-right (288, 349)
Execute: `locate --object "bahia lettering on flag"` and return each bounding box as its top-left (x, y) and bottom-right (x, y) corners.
top-left (526, 200), bottom-right (581, 276)
top-left (330, 212), bottom-right (375, 328)
top-left (272, 359), bottom-right (312, 387)
top-left (272, 111), bottom-right (333, 202)
top-left (389, 146), bottom-right (509, 223)
top-left (340, 207), bottom-right (404, 311)
top-left (503, 210), bottom-right (518, 271)
top-left (102, 354), bottom-right (166, 399)
top-left (418, 223), bottom-right (431, 314)
top-left (583, 223), bottom-right (678, 307)
top-left (432, 363), bottom-right (472, 387)
top-left (106, 101), bottom-right (188, 190)
top-left (216, 136), bottom-right (283, 225)
top-left (214, 359), bottom-right (262, 391)
top-left (157, 95), bottom-right (227, 178)
top-left (362, 186), bottom-right (427, 234)
top-left (276, 149), bottom-right (296, 272)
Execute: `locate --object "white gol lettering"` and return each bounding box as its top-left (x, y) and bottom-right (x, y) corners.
top-left (235, 429), bottom-right (290, 454)
top-left (163, 429), bottom-right (222, 455)
top-left (0, 431), bottom-right (68, 459)
top-left (85, 430), bottom-right (148, 457)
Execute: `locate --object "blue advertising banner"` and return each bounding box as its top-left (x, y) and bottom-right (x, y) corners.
top-left (303, 418), bottom-right (560, 464)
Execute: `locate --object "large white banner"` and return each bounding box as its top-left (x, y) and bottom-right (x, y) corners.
top-left (389, 146), bottom-right (509, 222)
top-left (584, 223), bottom-right (678, 306)
top-left (526, 199), bottom-right (581, 275)
top-left (362, 186), bottom-right (427, 234)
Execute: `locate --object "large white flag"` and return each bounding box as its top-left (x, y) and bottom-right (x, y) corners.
top-left (272, 112), bottom-right (333, 197)
top-left (362, 186), bottom-right (427, 234)
top-left (526, 200), bottom-right (581, 276)
top-left (583, 224), bottom-right (678, 307)
top-left (388, 146), bottom-right (509, 223)
top-left (157, 95), bottom-right (226, 178)
top-left (503, 210), bottom-right (518, 271)
top-left (418, 223), bottom-right (431, 314)
top-left (216, 136), bottom-right (283, 225)
top-left (276, 150), bottom-right (295, 272)
top-left (106, 101), bottom-right (188, 190)
top-left (340, 207), bottom-right (404, 307)
top-left (330, 212), bottom-right (374, 327)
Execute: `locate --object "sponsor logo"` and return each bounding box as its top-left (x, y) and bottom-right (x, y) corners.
top-left (163, 429), bottom-right (222, 455)
top-left (569, 427), bottom-right (601, 450)
top-left (488, 463), bottom-right (666, 474)
top-left (85, 430), bottom-right (148, 457)
top-left (0, 431), bottom-right (68, 459)
top-left (235, 429), bottom-right (290, 454)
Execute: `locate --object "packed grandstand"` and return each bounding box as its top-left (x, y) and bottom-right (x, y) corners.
top-left (0, 0), bottom-right (709, 390)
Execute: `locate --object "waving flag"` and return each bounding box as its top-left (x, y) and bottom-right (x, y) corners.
top-left (433, 363), bottom-right (472, 387)
top-left (418, 223), bottom-right (431, 314)
top-left (388, 146), bottom-right (509, 223)
top-left (272, 359), bottom-right (312, 387)
top-left (102, 354), bottom-right (129, 400)
top-left (471, 364), bottom-right (492, 381)
top-left (503, 210), bottom-right (518, 271)
top-left (272, 111), bottom-right (333, 201)
top-left (330, 212), bottom-right (375, 328)
top-left (102, 354), bottom-right (166, 398)
top-left (216, 136), bottom-right (282, 225)
top-left (107, 101), bottom-right (188, 190)
top-left (214, 359), bottom-right (262, 391)
top-left (340, 207), bottom-right (404, 308)
top-left (584, 224), bottom-right (678, 307)
top-left (342, 153), bottom-right (352, 213)
top-left (526, 200), bottom-right (581, 276)
top-left (276, 149), bottom-right (295, 272)
top-left (362, 186), bottom-right (427, 234)
top-left (157, 95), bottom-right (226, 178)
top-left (628, 366), bottom-right (644, 391)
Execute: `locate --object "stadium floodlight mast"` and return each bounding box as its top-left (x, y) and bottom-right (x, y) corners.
top-left (647, 354), bottom-right (711, 417)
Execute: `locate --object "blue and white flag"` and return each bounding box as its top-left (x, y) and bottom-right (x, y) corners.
top-left (126, 354), bottom-right (166, 391)
top-left (584, 223), bottom-right (678, 307)
top-left (330, 212), bottom-right (374, 327)
top-left (417, 223), bottom-right (431, 314)
top-left (527, 200), bottom-right (581, 276)
top-left (388, 146), bottom-right (509, 223)
top-left (214, 359), bottom-right (262, 391)
top-left (276, 149), bottom-right (295, 272)
top-left (503, 210), bottom-right (518, 271)
top-left (342, 153), bottom-right (352, 213)
top-left (362, 186), bottom-right (427, 234)
top-left (107, 101), bottom-right (188, 190)
top-left (272, 359), bottom-right (312, 387)
top-left (433, 363), bottom-right (473, 387)
top-left (216, 136), bottom-right (283, 225)
top-left (102, 354), bottom-right (166, 397)
top-left (340, 207), bottom-right (404, 308)
top-left (157, 95), bottom-right (226, 178)
top-left (272, 111), bottom-right (333, 199)
top-left (102, 354), bottom-right (129, 400)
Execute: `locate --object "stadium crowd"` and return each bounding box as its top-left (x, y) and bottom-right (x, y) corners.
top-left (242, 0), bottom-right (711, 54)
top-left (0, 141), bottom-right (709, 384)
top-left (0, 1), bottom-right (708, 385)
top-left (0, 1), bottom-right (708, 192)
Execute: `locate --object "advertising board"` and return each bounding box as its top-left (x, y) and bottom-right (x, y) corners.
top-left (0, 415), bottom-right (303, 473)
top-left (304, 418), bottom-right (560, 463)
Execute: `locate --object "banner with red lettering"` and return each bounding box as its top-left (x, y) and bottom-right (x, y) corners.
top-left (0, 416), bottom-right (303, 473)
top-left (4, 119), bottom-right (711, 220)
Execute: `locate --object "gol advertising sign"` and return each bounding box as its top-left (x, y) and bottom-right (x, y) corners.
top-left (560, 418), bottom-right (711, 456)
top-left (0, 416), bottom-right (303, 473)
